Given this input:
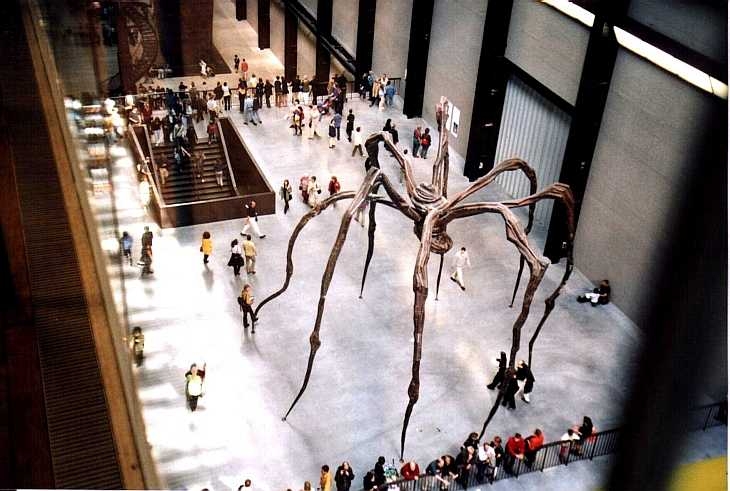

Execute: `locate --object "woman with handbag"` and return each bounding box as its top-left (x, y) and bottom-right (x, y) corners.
top-left (280, 179), bottom-right (293, 214)
top-left (228, 239), bottom-right (245, 276)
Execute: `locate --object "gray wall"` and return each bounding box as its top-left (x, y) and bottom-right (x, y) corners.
top-left (247, 0), bottom-right (258, 34)
top-left (372, 0), bottom-right (412, 81)
top-left (301, 0), bottom-right (317, 17)
top-left (297, 24), bottom-right (316, 79)
top-left (505, 1), bottom-right (589, 106)
top-left (270, 0), bottom-right (285, 65)
top-left (422, 0), bottom-right (487, 158)
top-left (628, 0), bottom-right (727, 65)
top-left (332, 0), bottom-right (358, 56)
top-left (576, 49), bottom-right (718, 323)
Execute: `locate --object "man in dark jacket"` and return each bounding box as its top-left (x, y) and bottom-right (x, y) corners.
top-left (516, 360), bottom-right (535, 403)
top-left (501, 368), bottom-right (519, 410)
top-left (487, 351), bottom-right (507, 390)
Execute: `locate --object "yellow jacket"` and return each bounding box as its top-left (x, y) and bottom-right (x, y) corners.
top-left (242, 240), bottom-right (256, 257)
top-left (201, 238), bottom-right (213, 255)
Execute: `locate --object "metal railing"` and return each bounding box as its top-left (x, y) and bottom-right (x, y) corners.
top-left (688, 400), bottom-right (727, 431)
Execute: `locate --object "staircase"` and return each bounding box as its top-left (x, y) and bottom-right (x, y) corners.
top-left (119, 3), bottom-right (159, 85)
top-left (150, 140), bottom-right (236, 204)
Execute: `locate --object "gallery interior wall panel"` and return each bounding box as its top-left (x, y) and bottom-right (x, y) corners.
top-left (494, 75), bottom-right (571, 227)
top-left (422, 0), bottom-right (487, 158)
top-left (332, 0), bottom-right (358, 57)
top-left (270, 0), bottom-right (285, 65)
top-left (576, 49), bottom-right (719, 328)
top-left (247, 0), bottom-right (258, 34)
top-left (297, 25), bottom-right (316, 79)
top-left (628, 0), bottom-right (727, 65)
top-left (505, 1), bottom-right (589, 106)
top-left (300, 0), bottom-right (317, 17)
top-left (372, 0), bottom-right (412, 84)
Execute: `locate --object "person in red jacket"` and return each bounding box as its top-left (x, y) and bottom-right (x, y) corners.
top-left (400, 460), bottom-right (420, 480)
top-left (524, 428), bottom-right (544, 466)
top-left (504, 433), bottom-right (525, 474)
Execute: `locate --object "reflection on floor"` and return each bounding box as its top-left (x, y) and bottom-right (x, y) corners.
top-left (89, 2), bottom-right (649, 490)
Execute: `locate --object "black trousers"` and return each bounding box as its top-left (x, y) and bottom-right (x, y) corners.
top-left (223, 95), bottom-right (231, 110)
top-left (242, 304), bottom-right (256, 327)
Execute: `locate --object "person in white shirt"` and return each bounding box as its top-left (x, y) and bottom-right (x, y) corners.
top-left (306, 176), bottom-right (322, 208)
top-left (476, 441), bottom-right (497, 483)
top-left (352, 127), bottom-right (364, 156)
top-left (450, 246), bottom-right (471, 291)
top-left (559, 428), bottom-right (580, 463)
top-left (222, 82), bottom-right (231, 111)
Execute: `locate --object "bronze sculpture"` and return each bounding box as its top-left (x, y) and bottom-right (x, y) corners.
top-left (255, 98), bottom-right (576, 459)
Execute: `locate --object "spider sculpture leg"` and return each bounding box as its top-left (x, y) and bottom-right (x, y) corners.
top-left (500, 184), bottom-right (576, 368)
top-left (400, 213), bottom-right (437, 460)
top-left (358, 195), bottom-right (378, 299)
top-left (254, 190), bottom-right (356, 318)
top-left (282, 170), bottom-right (380, 421)
top-left (434, 253), bottom-right (445, 301)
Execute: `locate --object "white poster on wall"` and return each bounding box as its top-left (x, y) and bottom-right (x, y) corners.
top-left (450, 106), bottom-right (461, 138)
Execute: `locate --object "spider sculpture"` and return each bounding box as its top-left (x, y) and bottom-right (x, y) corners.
top-left (256, 99), bottom-right (576, 459)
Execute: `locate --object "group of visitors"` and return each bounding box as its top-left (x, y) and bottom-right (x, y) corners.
top-left (486, 353), bottom-right (536, 408)
top-left (359, 71), bottom-right (397, 110)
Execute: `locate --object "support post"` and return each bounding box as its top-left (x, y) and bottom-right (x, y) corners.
top-left (315, 0), bottom-right (333, 82)
top-left (543, 2), bottom-right (629, 261)
top-left (402, 0), bottom-right (434, 118)
top-left (355, 0), bottom-right (376, 82)
top-left (284, 3), bottom-right (298, 82)
top-left (463, 0), bottom-right (513, 180)
top-left (236, 0), bottom-right (247, 21)
top-left (258, 0), bottom-right (270, 49)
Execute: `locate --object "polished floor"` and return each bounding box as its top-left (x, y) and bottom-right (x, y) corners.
top-left (89, 2), bottom-right (650, 490)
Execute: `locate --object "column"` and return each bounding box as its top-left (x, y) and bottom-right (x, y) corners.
top-left (543, 1), bottom-right (630, 262)
top-left (258, 0), bottom-right (270, 49)
top-left (284, 3), bottom-right (298, 82)
top-left (355, 0), bottom-right (377, 82)
top-left (315, 0), bottom-right (333, 82)
top-left (463, 1), bottom-right (513, 180)
top-left (236, 0), bottom-right (247, 20)
top-left (402, 0), bottom-right (434, 118)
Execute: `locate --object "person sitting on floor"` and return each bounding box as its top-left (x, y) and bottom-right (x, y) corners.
top-left (577, 279), bottom-right (611, 306)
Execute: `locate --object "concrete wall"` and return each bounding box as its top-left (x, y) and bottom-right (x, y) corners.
top-left (332, 0), bottom-right (358, 56)
top-left (300, 0), bottom-right (317, 17)
top-left (247, 0), bottom-right (258, 34)
top-left (505, 1), bottom-right (589, 106)
top-left (422, 0), bottom-right (487, 158)
top-left (270, 0), bottom-right (285, 64)
top-left (575, 49), bottom-right (718, 323)
top-left (297, 24), bottom-right (316, 79)
top-left (372, 0), bottom-right (412, 80)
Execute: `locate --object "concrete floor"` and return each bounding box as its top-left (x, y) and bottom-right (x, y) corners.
top-left (88, 1), bottom-right (649, 489)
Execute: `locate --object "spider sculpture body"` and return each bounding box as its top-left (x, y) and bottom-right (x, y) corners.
top-left (256, 99), bottom-right (576, 459)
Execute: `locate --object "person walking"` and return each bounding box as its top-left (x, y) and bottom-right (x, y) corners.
top-left (264, 79), bottom-right (273, 108)
top-left (240, 200), bottom-right (266, 238)
top-left (238, 284), bottom-right (257, 331)
top-left (240, 58), bottom-right (248, 80)
top-left (242, 234), bottom-right (257, 275)
top-left (420, 128), bottom-right (432, 158)
top-left (328, 119), bottom-right (337, 148)
top-left (214, 159), bottom-right (226, 187)
top-left (120, 231), bottom-right (134, 265)
top-left (299, 174), bottom-right (310, 203)
top-left (184, 362), bottom-right (206, 411)
top-left (320, 465), bottom-right (333, 491)
top-left (333, 111), bottom-right (342, 140)
top-left (280, 179), bottom-right (293, 214)
top-left (501, 369), bottom-right (519, 410)
top-left (222, 82), bottom-right (231, 111)
top-left (233, 54), bottom-right (239, 72)
top-left (352, 127), bottom-right (364, 156)
top-left (345, 109), bottom-right (355, 142)
top-left (516, 359), bottom-right (535, 403)
top-left (307, 175), bottom-right (322, 208)
top-left (228, 239), bottom-right (245, 276)
top-left (334, 462), bottom-right (355, 491)
top-left (328, 176), bottom-right (341, 197)
top-left (200, 231), bottom-right (212, 265)
top-left (274, 76), bottom-right (282, 107)
top-left (139, 244), bottom-right (153, 276)
top-left (450, 246), bottom-right (471, 291)
top-left (141, 225), bottom-right (153, 253)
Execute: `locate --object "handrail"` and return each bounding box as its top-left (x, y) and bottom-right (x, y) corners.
top-left (219, 118), bottom-right (276, 196)
top-left (216, 117), bottom-right (239, 194)
top-left (139, 124), bottom-right (164, 195)
top-left (160, 192), bottom-right (261, 208)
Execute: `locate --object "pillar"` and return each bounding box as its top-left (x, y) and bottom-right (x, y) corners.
top-left (284, 3), bottom-right (298, 82)
top-left (402, 0), bottom-right (434, 118)
top-left (463, 1), bottom-right (513, 180)
top-left (355, 0), bottom-right (377, 82)
top-left (315, 0), bottom-right (333, 82)
top-left (258, 0), bottom-right (270, 49)
top-left (236, 0), bottom-right (247, 20)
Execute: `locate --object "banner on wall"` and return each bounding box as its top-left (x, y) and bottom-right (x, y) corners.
top-left (450, 106), bottom-right (460, 138)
